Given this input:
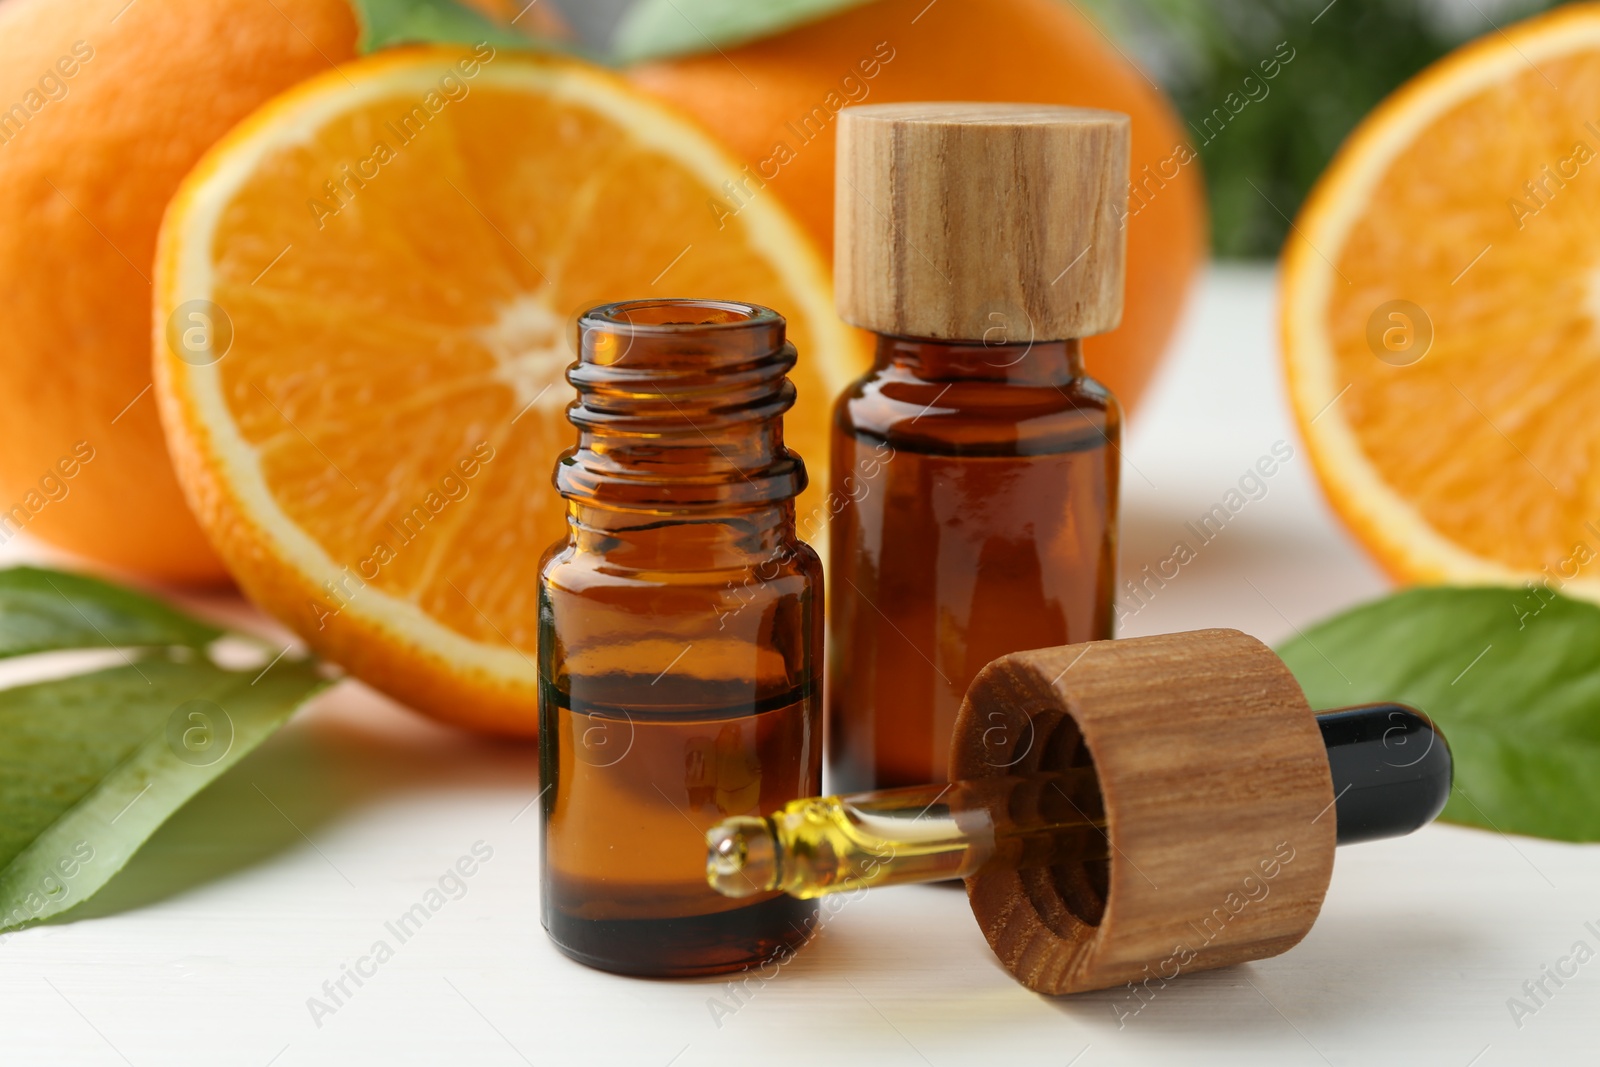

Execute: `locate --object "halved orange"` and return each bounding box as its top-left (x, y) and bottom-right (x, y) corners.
top-left (154, 47), bottom-right (864, 736)
top-left (1284, 4), bottom-right (1600, 598)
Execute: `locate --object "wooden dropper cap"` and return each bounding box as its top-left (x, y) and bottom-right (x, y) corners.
top-left (705, 628), bottom-right (1450, 994)
top-left (949, 629), bottom-right (1338, 996)
top-left (835, 102), bottom-right (1131, 342)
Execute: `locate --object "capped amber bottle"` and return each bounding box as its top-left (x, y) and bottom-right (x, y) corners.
top-left (538, 300), bottom-right (822, 977)
top-left (828, 103), bottom-right (1131, 792)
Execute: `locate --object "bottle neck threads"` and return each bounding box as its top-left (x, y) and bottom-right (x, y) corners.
top-left (557, 300), bottom-right (807, 514)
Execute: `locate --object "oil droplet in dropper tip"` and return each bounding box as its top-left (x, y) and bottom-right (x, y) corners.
top-left (705, 817), bottom-right (777, 899)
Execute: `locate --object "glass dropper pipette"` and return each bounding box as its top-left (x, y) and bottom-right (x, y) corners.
top-left (708, 769), bottom-right (1107, 900)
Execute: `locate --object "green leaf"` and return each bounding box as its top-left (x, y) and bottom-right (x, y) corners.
top-left (0, 568), bottom-right (331, 932)
top-left (615, 0), bottom-right (875, 64)
top-left (0, 566), bottom-right (221, 659)
top-left (347, 0), bottom-right (548, 53)
top-left (1279, 586), bottom-right (1600, 843)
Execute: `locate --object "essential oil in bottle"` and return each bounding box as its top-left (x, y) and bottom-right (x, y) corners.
top-left (827, 103), bottom-right (1131, 791)
top-left (538, 300), bottom-right (823, 977)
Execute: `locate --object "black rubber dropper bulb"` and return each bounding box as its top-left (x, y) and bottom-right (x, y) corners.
top-left (1318, 703), bottom-right (1453, 845)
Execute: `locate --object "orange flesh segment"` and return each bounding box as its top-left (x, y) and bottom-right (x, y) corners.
top-left (1320, 40), bottom-right (1600, 574)
top-left (207, 68), bottom-right (844, 650)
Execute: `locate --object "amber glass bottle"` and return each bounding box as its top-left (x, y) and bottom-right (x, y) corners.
top-left (828, 102), bottom-right (1131, 792)
top-left (829, 336), bottom-right (1118, 790)
top-left (538, 299), bottom-right (822, 977)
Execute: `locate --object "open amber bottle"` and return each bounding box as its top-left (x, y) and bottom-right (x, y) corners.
top-left (538, 299), bottom-right (823, 977)
top-left (828, 103), bottom-right (1131, 792)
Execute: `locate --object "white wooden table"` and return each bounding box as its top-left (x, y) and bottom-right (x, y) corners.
top-left (2, 266), bottom-right (1592, 1066)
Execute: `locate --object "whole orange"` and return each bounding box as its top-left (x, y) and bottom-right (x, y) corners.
top-left (0, 0), bottom-right (557, 586)
top-left (630, 0), bottom-right (1207, 411)
top-left (0, 0), bottom-right (362, 583)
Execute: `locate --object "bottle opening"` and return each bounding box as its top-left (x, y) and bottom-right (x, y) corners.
top-left (579, 300), bottom-right (786, 369)
top-left (584, 299), bottom-right (780, 330)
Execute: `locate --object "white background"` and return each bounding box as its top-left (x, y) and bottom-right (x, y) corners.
top-left (1, 266), bottom-right (1594, 1065)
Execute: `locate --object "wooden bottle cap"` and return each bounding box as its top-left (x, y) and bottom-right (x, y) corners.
top-left (835, 102), bottom-right (1130, 343)
top-left (949, 629), bottom-right (1336, 996)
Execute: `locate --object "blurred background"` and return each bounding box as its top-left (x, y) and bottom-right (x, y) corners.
top-left (553, 0), bottom-right (1562, 257)
top-left (7, 4), bottom-right (1599, 1061)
